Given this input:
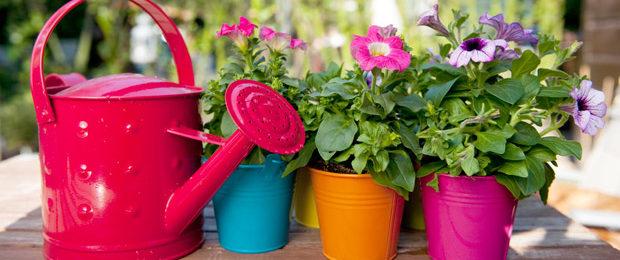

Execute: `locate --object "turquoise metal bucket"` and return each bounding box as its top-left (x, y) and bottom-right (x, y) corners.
top-left (212, 154), bottom-right (294, 253)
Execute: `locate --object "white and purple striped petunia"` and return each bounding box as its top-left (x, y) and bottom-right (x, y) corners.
top-left (448, 38), bottom-right (507, 67)
top-left (568, 80), bottom-right (607, 135)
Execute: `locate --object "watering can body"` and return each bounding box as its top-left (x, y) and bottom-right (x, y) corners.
top-left (41, 76), bottom-right (206, 259)
top-left (31, 2), bottom-right (305, 259)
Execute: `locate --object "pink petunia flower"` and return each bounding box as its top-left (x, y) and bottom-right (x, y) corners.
top-left (350, 25), bottom-right (412, 72)
top-left (448, 37), bottom-right (507, 67)
top-left (259, 26), bottom-right (292, 52)
top-left (567, 80), bottom-right (607, 135)
top-left (216, 16), bottom-right (257, 49)
top-left (290, 38), bottom-right (308, 50)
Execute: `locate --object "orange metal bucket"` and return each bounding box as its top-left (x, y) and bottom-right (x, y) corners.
top-left (310, 167), bottom-right (404, 260)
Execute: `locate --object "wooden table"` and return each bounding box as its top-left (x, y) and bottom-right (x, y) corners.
top-left (1, 154), bottom-right (619, 259)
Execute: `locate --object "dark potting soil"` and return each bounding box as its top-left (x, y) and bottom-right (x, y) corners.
top-left (310, 159), bottom-right (357, 174)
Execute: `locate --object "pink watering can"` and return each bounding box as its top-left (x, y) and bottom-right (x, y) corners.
top-left (30, 0), bottom-right (305, 258)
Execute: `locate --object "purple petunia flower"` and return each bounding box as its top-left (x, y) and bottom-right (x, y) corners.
top-left (568, 80), bottom-right (607, 135)
top-left (495, 48), bottom-right (520, 60)
top-left (449, 38), bottom-right (507, 67)
top-left (479, 13), bottom-right (538, 46)
top-left (417, 4), bottom-right (449, 36)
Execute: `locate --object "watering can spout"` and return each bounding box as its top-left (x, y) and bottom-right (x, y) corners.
top-left (164, 130), bottom-right (255, 234)
top-left (163, 79), bottom-right (305, 235)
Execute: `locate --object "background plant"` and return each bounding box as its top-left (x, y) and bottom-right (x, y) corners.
top-left (406, 6), bottom-right (604, 202)
top-left (0, 0), bottom-right (565, 158)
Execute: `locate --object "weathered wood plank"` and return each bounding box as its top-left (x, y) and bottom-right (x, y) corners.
top-left (0, 155), bottom-right (618, 259)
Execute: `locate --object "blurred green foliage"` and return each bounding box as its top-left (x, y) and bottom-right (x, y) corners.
top-left (0, 0), bottom-right (566, 157)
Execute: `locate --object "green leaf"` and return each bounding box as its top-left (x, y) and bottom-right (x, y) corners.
top-left (495, 174), bottom-right (524, 199)
top-left (283, 142), bottom-right (316, 176)
top-left (474, 131), bottom-right (507, 154)
top-left (425, 173), bottom-right (439, 191)
top-left (372, 150), bottom-right (390, 173)
top-left (397, 123), bottom-right (421, 157)
top-left (220, 111), bottom-right (237, 138)
top-left (537, 87), bottom-right (570, 98)
top-left (360, 92), bottom-right (382, 116)
top-left (444, 98), bottom-right (472, 124)
top-left (385, 150), bottom-right (415, 191)
top-left (511, 50), bottom-right (540, 77)
top-left (424, 77), bottom-right (459, 106)
top-left (516, 157), bottom-right (546, 195)
top-left (315, 114), bottom-right (358, 160)
top-left (417, 161), bottom-right (446, 178)
top-left (538, 68), bottom-right (569, 80)
top-left (540, 137), bottom-right (582, 159)
top-left (540, 164), bottom-right (556, 204)
top-left (485, 79), bottom-right (525, 105)
top-left (461, 145), bottom-right (479, 176)
top-left (395, 94), bottom-right (427, 113)
top-left (510, 122), bottom-right (541, 146)
top-left (423, 63), bottom-right (465, 76)
top-left (321, 78), bottom-right (357, 99)
top-left (520, 75), bottom-right (541, 101)
top-left (374, 92), bottom-right (396, 115)
top-left (498, 160), bottom-right (528, 177)
top-left (352, 148), bottom-right (370, 173)
top-left (527, 146), bottom-right (557, 162)
top-left (501, 143), bottom-right (526, 161)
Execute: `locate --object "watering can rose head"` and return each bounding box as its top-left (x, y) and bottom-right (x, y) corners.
top-left (406, 4), bottom-right (607, 202)
top-left (204, 17), bottom-right (307, 164)
top-left (282, 25), bottom-right (424, 198)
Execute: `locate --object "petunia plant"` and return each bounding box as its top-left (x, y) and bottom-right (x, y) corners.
top-left (283, 25), bottom-right (427, 197)
top-left (410, 4), bottom-right (607, 201)
top-left (202, 17), bottom-right (307, 163)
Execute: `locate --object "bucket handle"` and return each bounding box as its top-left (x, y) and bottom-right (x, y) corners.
top-left (30, 0), bottom-right (195, 124)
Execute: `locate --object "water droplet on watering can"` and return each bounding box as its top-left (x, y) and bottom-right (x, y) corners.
top-left (47, 199), bottom-right (54, 213)
top-left (75, 121), bottom-right (89, 138)
top-left (125, 123), bottom-right (137, 134)
top-left (77, 204), bottom-right (93, 220)
top-left (125, 165), bottom-right (136, 175)
top-left (77, 130), bottom-right (88, 138)
top-left (124, 205), bottom-right (140, 217)
top-left (78, 165), bottom-right (92, 180)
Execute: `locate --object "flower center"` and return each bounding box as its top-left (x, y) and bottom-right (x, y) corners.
top-left (462, 38), bottom-right (486, 51)
top-left (368, 42), bottom-right (391, 56)
top-left (577, 98), bottom-right (587, 111)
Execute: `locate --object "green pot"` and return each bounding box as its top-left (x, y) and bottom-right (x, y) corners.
top-left (402, 183), bottom-right (425, 230)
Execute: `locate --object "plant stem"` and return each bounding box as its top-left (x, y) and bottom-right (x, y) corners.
top-left (540, 114), bottom-right (569, 136)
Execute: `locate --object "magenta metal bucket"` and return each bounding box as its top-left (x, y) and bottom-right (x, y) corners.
top-left (420, 174), bottom-right (517, 260)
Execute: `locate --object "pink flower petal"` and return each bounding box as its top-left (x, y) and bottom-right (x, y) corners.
top-left (290, 38), bottom-right (307, 50)
top-left (259, 26), bottom-right (276, 41)
top-left (384, 36), bottom-right (404, 49)
top-left (238, 16), bottom-right (257, 37)
top-left (216, 23), bottom-right (236, 38)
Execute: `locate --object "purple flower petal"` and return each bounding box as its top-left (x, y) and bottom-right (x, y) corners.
top-left (570, 80), bottom-right (607, 135)
top-left (479, 13), bottom-right (538, 46)
top-left (417, 4), bottom-right (450, 36)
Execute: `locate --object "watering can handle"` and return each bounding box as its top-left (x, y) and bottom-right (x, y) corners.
top-left (30, 0), bottom-right (195, 124)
